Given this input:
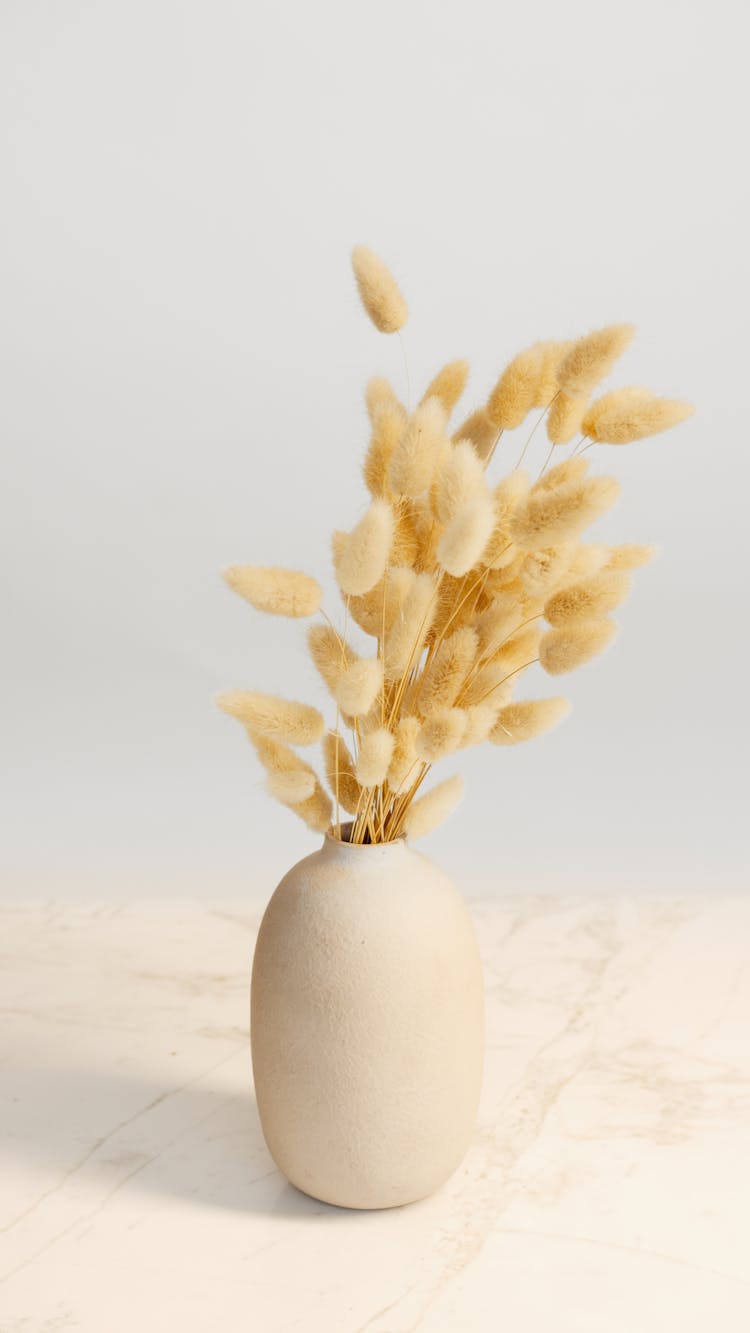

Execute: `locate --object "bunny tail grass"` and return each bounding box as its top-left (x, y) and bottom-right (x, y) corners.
top-left (219, 247), bottom-right (694, 843)
top-left (355, 727), bottom-right (395, 787)
top-left (416, 708), bottom-right (467, 761)
top-left (266, 770), bottom-right (317, 804)
top-left (490, 697), bottom-right (571, 745)
top-left (510, 476), bottom-right (621, 550)
top-left (223, 566), bottom-right (322, 617)
top-left (453, 407), bottom-right (500, 462)
top-left (387, 716), bottom-right (421, 794)
top-left (544, 570), bottom-right (631, 627)
top-left (323, 730), bottom-right (363, 816)
top-left (403, 775), bottom-right (464, 839)
top-left (486, 345), bottom-right (544, 430)
top-left (437, 490), bottom-right (495, 577)
top-left (433, 441), bottom-right (485, 524)
top-left (217, 691), bottom-right (324, 746)
top-left (352, 245), bottom-right (408, 334)
top-left (363, 403), bottom-right (404, 497)
top-left (389, 399), bottom-right (449, 498)
top-left (539, 619), bottom-right (617, 674)
top-left (251, 734), bottom-right (318, 799)
top-left (546, 391), bottom-right (589, 446)
top-left (335, 498), bottom-right (395, 596)
top-left (533, 457), bottom-right (589, 492)
top-left (606, 543), bottom-right (656, 570)
top-left (336, 657), bottom-right (383, 717)
top-left (419, 627), bottom-right (478, 711)
top-left (532, 340), bottom-right (573, 407)
top-left (558, 324), bottom-right (635, 398)
top-left (383, 572), bottom-right (437, 679)
top-left (583, 390), bottom-right (694, 443)
top-left (421, 360), bottom-right (470, 415)
top-left (249, 735), bottom-right (330, 829)
top-left (365, 376), bottom-right (403, 422)
top-left (293, 782), bottom-right (334, 833)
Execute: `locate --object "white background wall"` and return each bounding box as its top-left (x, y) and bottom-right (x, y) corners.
top-left (1, 0), bottom-right (747, 897)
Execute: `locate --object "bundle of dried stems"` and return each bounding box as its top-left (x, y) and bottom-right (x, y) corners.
top-left (219, 247), bottom-right (692, 843)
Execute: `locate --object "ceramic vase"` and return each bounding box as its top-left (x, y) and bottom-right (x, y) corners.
top-left (250, 830), bottom-right (484, 1209)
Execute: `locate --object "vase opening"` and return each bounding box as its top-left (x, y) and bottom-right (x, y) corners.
top-left (328, 820), bottom-right (406, 848)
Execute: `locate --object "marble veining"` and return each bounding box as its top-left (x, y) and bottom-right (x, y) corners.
top-left (1, 894), bottom-right (749, 1332)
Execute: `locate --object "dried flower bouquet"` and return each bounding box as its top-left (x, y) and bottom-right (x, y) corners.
top-left (219, 247), bottom-right (692, 844)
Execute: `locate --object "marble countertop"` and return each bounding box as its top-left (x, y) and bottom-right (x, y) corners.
top-left (2, 893), bottom-right (749, 1332)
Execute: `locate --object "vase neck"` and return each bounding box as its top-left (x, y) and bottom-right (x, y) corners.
top-left (321, 827), bottom-right (409, 866)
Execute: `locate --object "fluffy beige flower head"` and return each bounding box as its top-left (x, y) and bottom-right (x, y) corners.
top-left (510, 476), bottom-right (621, 550)
top-left (433, 440), bottom-right (485, 525)
top-left (266, 770), bottom-right (316, 805)
top-left (335, 498), bottom-right (395, 596)
top-left (546, 391), bottom-right (589, 446)
top-left (390, 398), bottom-right (449, 498)
top-left (558, 324), bottom-right (635, 398)
top-left (352, 245), bottom-right (408, 334)
top-left (293, 783), bottom-right (334, 833)
top-left (539, 619), bottom-right (617, 675)
top-left (490, 698), bottom-right (571, 745)
top-left (452, 407), bottom-right (500, 462)
top-left (223, 565), bottom-right (322, 617)
top-left (583, 389), bottom-right (694, 443)
top-left (438, 489), bottom-right (495, 577)
top-left (403, 775), bottom-right (464, 839)
top-left (252, 735), bottom-right (318, 807)
top-left (606, 543), bottom-right (656, 570)
top-left (217, 690), bottom-right (324, 746)
top-left (532, 340), bottom-right (573, 407)
top-left (335, 657), bottom-right (382, 717)
top-left (416, 708), bottom-right (467, 762)
top-left (363, 403), bottom-right (404, 497)
top-left (421, 360), bottom-right (470, 415)
top-left (365, 376), bottom-right (403, 422)
top-left (307, 623), bottom-right (354, 695)
top-left (486, 345), bottom-right (544, 430)
top-left (387, 716), bottom-right (421, 795)
top-left (545, 569), bottom-right (631, 626)
top-left (419, 627), bottom-right (478, 712)
top-left (384, 572), bottom-right (436, 679)
top-left (323, 730), bottom-right (362, 816)
top-left (355, 727), bottom-right (395, 787)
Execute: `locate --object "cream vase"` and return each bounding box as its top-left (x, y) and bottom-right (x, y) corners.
top-left (250, 831), bottom-right (484, 1209)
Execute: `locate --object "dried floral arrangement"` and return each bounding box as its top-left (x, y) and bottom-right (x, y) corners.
top-left (219, 247), bottom-right (692, 844)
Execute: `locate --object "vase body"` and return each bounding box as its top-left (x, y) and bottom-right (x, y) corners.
top-left (250, 833), bottom-right (484, 1209)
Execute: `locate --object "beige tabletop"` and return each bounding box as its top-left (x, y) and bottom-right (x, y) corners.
top-left (2, 894), bottom-right (749, 1332)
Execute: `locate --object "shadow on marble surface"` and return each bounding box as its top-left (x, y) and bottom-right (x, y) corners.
top-left (4, 1061), bottom-right (354, 1223)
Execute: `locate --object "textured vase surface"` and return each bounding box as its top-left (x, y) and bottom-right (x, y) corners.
top-left (250, 832), bottom-right (484, 1209)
